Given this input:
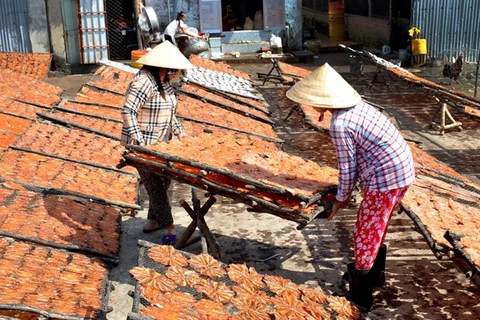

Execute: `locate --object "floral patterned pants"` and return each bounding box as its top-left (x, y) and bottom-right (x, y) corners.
top-left (354, 187), bottom-right (409, 270)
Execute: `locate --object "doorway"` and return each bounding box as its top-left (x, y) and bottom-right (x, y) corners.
top-left (105, 0), bottom-right (138, 60)
top-left (221, 0), bottom-right (263, 31)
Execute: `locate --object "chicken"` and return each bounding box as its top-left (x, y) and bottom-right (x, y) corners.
top-left (442, 54), bottom-right (463, 84)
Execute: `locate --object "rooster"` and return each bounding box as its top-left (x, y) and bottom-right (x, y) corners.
top-left (442, 54), bottom-right (463, 84)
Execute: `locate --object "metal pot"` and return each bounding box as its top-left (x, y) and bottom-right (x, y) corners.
top-left (142, 6), bottom-right (160, 34)
top-left (182, 40), bottom-right (211, 58)
top-left (196, 50), bottom-right (212, 59)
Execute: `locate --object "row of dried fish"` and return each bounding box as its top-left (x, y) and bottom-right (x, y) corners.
top-left (130, 245), bottom-right (360, 319)
top-left (180, 83), bottom-right (271, 121)
top-left (189, 55), bottom-right (251, 80)
top-left (177, 95), bottom-right (278, 140)
top-left (0, 237), bottom-right (108, 318)
top-left (183, 67), bottom-right (257, 98)
top-left (0, 113), bottom-right (33, 135)
top-left (75, 85), bottom-right (126, 107)
top-left (0, 52), bottom-right (52, 79)
top-left (0, 95), bottom-right (48, 120)
top-left (14, 121), bottom-right (133, 173)
top-left (0, 181), bottom-right (122, 257)
top-left (0, 67), bottom-right (62, 106)
top-left (0, 149), bottom-right (138, 208)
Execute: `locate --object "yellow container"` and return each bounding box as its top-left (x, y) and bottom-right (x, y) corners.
top-left (328, 1), bottom-right (345, 42)
top-left (412, 39), bottom-right (427, 55)
top-left (304, 40), bottom-right (322, 54)
top-left (131, 49), bottom-right (149, 69)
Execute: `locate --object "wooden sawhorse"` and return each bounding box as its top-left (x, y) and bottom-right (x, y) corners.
top-left (175, 188), bottom-right (224, 259)
top-left (429, 97), bottom-right (463, 135)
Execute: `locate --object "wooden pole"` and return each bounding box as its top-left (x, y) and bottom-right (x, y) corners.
top-left (475, 49), bottom-right (480, 97)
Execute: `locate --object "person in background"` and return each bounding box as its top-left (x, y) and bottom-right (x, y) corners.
top-left (222, 5), bottom-right (237, 31)
top-left (121, 41), bottom-right (195, 237)
top-left (286, 63), bottom-right (416, 313)
top-left (164, 11), bottom-right (207, 46)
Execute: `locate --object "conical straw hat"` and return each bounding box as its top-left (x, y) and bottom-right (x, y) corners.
top-left (136, 41), bottom-right (195, 69)
top-left (286, 63), bottom-right (361, 109)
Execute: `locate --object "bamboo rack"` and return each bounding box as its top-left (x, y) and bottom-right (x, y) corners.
top-left (178, 116), bottom-right (283, 144)
top-left (11, 146), bottom-right (135, 176)
top-left (0, 177), bottom-right (140, 211)
top-left (178, 88), bottom-right (274, 125)
top-left (66, 99), bottom-right (122, 110)
top-left (400, 204), bottom-right (449, 260)
top-left (36, 112), bottom-right (120, 141)
top-left (338, 44), bottom-right (480, 114)
top-left (180, 78), bottom-right (268, 106)
top-left (122, 149), bottom-right (333, 227)
top-left (444, 231), bottom-right (480, 288)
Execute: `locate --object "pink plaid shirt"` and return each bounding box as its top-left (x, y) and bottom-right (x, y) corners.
top-left (121, 69), bottom-right (184, 146)
top-left (330, 101), bottom-right (415, 201)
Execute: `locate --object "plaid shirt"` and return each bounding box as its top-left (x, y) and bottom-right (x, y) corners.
top-left (330, 101), bottom-right (415, 201)
top-left (121, 69), bottom-right (184, 146)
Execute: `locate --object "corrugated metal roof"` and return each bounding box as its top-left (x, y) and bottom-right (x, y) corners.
top-left (0, 0), bottom-right (32, 53)
top-left (411, 0), bottom-right (480, 63)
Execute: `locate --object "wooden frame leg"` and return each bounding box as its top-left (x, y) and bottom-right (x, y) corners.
top-left (175, 188), bottom-right (223, 258)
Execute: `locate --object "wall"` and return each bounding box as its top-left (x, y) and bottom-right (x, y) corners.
top-left (411, 0), bottom-right (480, 63)
top-left (29, 0), bottom-right (51, 53)
top-left (146, 0), bottom-right (201, 32)
top-left (303, 9), bottom-right (390, 48)
top-left (147, 0), bottom-right (302, 52)
top-left (345, 15), bottom-right (389, 47)
top-left (285, 0), bottom-right (302, 50)
top-left (46, 0), bottom-right (68, 71)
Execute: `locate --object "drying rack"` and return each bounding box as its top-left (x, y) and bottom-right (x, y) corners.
top-left (258, 55), bottom-right (301, 85)
top-left (119, 145), bottom-right (337, 259)
top-left (400, 167), bottom-right (480, 288)
top-left (338, 44), bottom-right (480, 120)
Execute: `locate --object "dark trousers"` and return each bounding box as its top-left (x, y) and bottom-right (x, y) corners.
top-left (164, 34), bottom-right (174, 44)
top-left (137, 169), bottom-right (173, 228)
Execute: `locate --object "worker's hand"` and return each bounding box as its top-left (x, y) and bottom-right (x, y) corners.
top-left (327, 198), bottom-right (350, 220)
top-left (177, 132), bottom-right (188, 140)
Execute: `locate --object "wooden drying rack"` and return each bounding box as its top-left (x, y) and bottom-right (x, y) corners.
top-left (175, 188), bottom-right (224, 258)
top-left (429, 96), bottom-right (463, 135)
top-left (258, 55), bottom-right (301, 85)
top-left (120, 146), bottom-right (337, 259)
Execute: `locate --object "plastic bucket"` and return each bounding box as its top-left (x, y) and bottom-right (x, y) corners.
top-left (349, 55), bottom-right (363, 75)
top-left (328, 1), bottom-right (345, 42)
top-left (131, 49), bottom-right (149, 69)
top-left (412, 39), bottom-right (427, 55)
top-left (398, 49), bottom-right (408, 61)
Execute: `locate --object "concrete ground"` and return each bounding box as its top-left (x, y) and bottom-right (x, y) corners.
top-left (45, 52), bottom-right (480, 320)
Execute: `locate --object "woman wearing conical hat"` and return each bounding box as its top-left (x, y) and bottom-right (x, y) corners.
top-left (121, 41), bottom-right (195, 236)
top-left (287, 63), bottom-right (415, 313)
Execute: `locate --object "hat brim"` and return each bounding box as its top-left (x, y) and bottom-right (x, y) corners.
top-left (286, 63), bottom-right (361, 109)
top-left (136, 41), bottom-right (195, 69)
